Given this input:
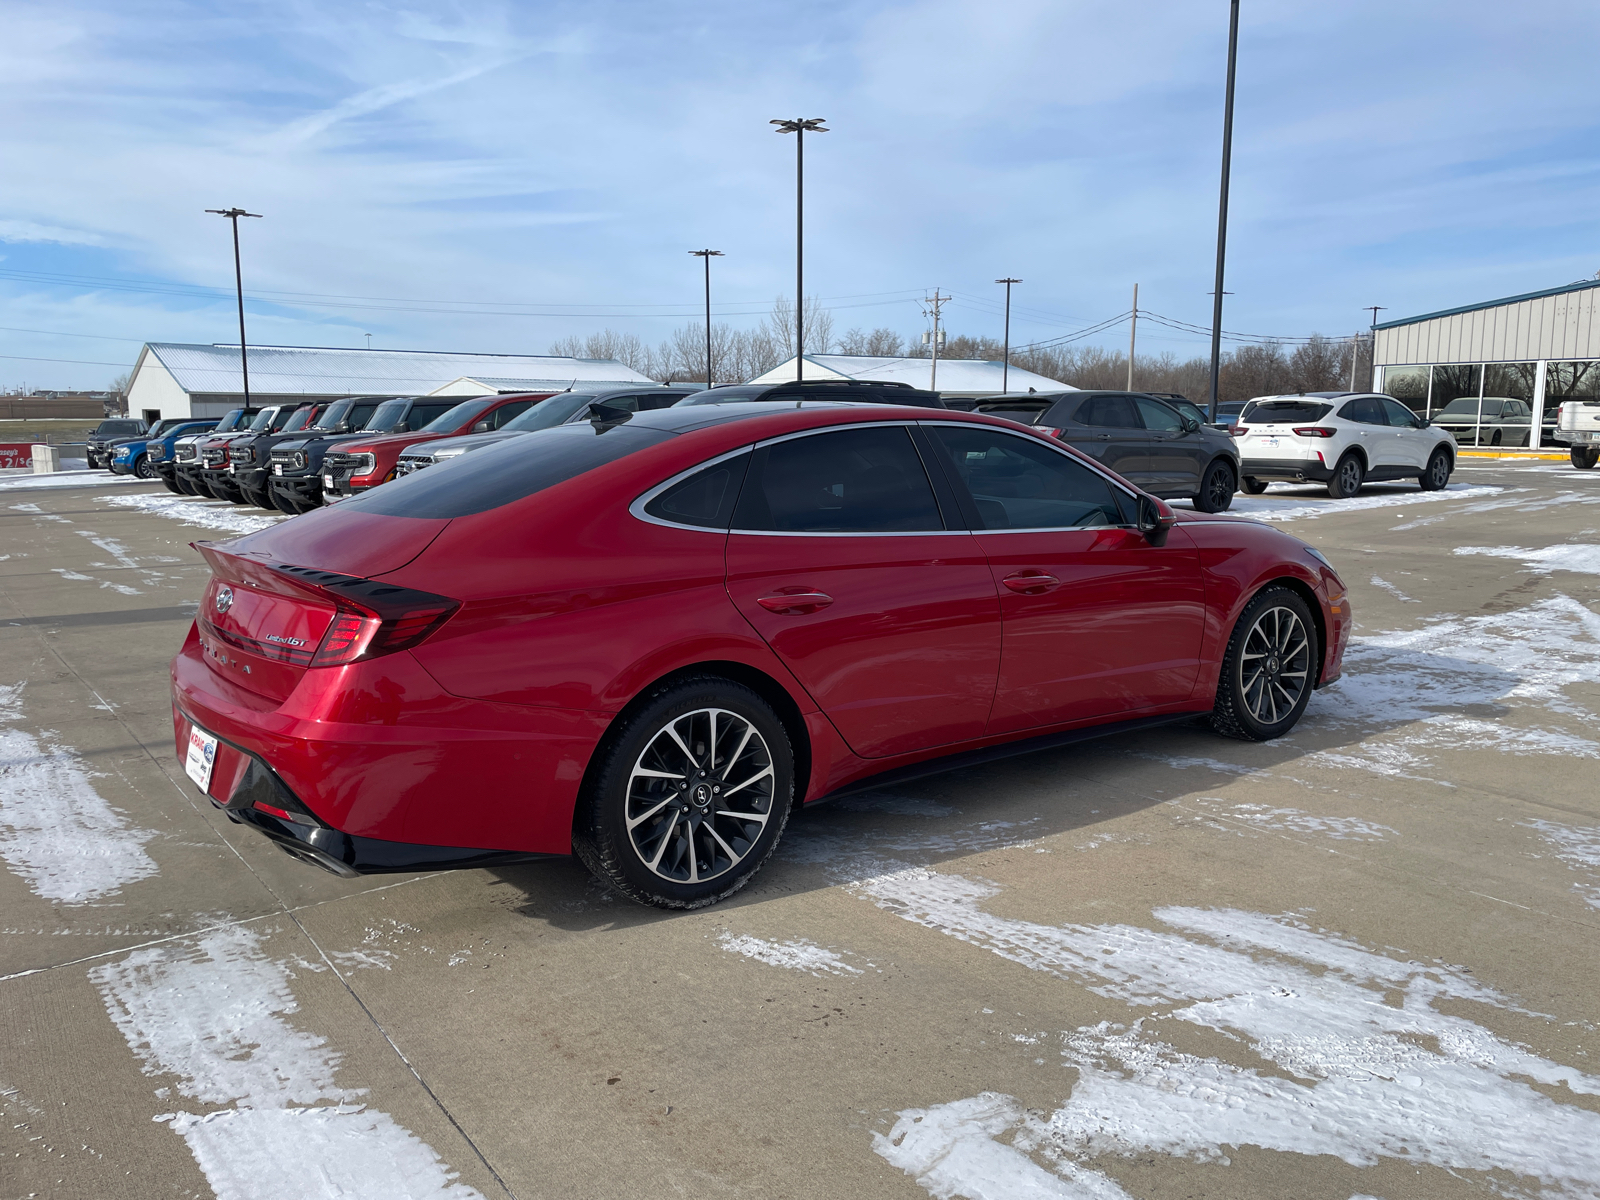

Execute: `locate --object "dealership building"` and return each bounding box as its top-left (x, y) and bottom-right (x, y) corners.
top-left (122, 343), bottom-right (653, 423)
top-left (1374, 277), bottom-right (1600, 448)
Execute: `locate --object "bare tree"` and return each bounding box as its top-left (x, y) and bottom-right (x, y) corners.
top-left (765, 296), bottom-right (834, 357)
top-left (836, 327), bottom-right (906, 356)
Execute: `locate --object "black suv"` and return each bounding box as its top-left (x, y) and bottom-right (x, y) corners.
top-left (267, 396), bottom-right (436, 514)
top-left (223, 402), bottom-right (329, 508)
top-left (185, 405), bottom-right (304, 499)
top-left (973, 390), bottom-right (1242, 512)
top-left (85, 418), bottom-right (148, 468)
top-left (676, 379), bottom-right (946, 408)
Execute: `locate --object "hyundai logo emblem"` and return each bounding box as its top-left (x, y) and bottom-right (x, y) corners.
top-left (215, 585), bottom-right (234, 614)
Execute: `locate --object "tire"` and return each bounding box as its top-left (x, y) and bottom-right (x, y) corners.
top-left (272, 490), bottom-right (305, 515)
top-left (1192, 460), bottom-right (1236, 513)
top-left (1211, 585), bottom-right (1318, 742)
top-left (1490, 429), bottom-right (1502, 447)
top-left (132, 454), bottom-right (156, 479)
top-left (160, 476), bottom-right (182, 495)
top-left (242, 487), bottom-right (273, 510)
top-left (573, 676), bottom-right (794, 909)
top-left (1327, 452), bottom-right (1364, 499)
top-left (1572, 447), bottom-right (1599, 470)
top-left (1241, 477), bottom-right (1269, 495)
top-left (1418, 448), bottom-right (1451, 491)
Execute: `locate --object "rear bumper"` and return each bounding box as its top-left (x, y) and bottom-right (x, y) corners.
top-left (1240, 455), bottom-right (1333, 483)
top-left (170, 625), bottom-right (611, 866)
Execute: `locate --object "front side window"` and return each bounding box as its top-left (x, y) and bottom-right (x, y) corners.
top-left (1135, 396), bottom-right (1184, 432)
top-left (1380, 398), bottom-right (1420, 428)
top-left (928, 426), bottom-right (1126, 530)
top-left (502, 393), bottom-right (594, 432)
top-left (488, 400), bottom-right (535, 428)
top-left (732, 426), bottom-right (943, 533)
top-left (419, 400), bottom-right (489, 433)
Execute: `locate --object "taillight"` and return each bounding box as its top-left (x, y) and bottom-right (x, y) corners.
top-left (1039, 427), bottom-right (1064, 439)
top-left (265, 563), bottom-right (460, 667)
top-left (1294, 426), bottom-right (1337, 437)
top-left (1230, 425), bottom-right (1248, 436)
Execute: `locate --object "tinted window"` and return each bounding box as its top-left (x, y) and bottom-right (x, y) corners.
top-left (488, 400), bottom-right (535, 428)
top-left (1339, 397), bottom-right (1386, 425)
top-left (929, 426), bottom-right (1125, 530)
top-left (283, 407), bottom-right (317, 432)
top-left (1241, 400), bottom-right (1334, 424)
top-left (98, 421), bottom-right (144, 435)
top-left (733, 426), bottom-right (943, 533)
top-left (1135, 396), bottom-right (1184, 432)
top-left (247, 409), bottom-right (277, 431)
top-left (1380, 398), bottom-right (1419, 428)
top-left (676, 386), bottom-right (767, 406)
top-left (640, 392), bottom-right (690, 411)
top-left (215, 410), bottom-right (247, 432)
top-left (644, 453), bottom-right (751, 529)
top-left (346, 424), bottom-right (672, 519)
top-left (419, 400), bottom-right (487, 433)
top-left (1171, 399), bottom-right (1208, 426)
top-left (312, 399), bottom-right (353, 431)
top-left (1076, 395), bottom-right (1141, 428)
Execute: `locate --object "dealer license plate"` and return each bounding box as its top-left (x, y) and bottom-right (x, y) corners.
top-left (322, 475), bottom-right (334, 489)
top-left (1261, 436), bottom-right (1280, 448)
top-left (273, 464), bottom-right (282, 475)
top-left (184, 724), bottom-right (219, 792)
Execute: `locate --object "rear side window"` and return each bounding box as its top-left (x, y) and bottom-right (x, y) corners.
top-left (928, 426), bottom-right (1126, 530)
top-left (644, 453), bottom-right (751, 528)
top-left (1338, 397), bottom-right (1386, 425)
top-left (345, 424), bottom-right (672, 519)
top-left (1076, 396), bottom-right (1142, 428)
top-left (1241, 400), bottom-right (1334, 424)
top-left (732, 426), bottom-right (944, 533)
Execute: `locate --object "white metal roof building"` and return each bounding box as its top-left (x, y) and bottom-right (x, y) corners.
top-left (746, 354), bottom-right (1070, 396)
top-left (1373, 278), bottom-right (1600, 448)
top-left (123, 343), bottom-right (653, 420)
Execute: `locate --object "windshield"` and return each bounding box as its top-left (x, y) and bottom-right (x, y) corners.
top-left (1240, 400), bottom-right (1333, 424)
top-left (419, 399), bottom-right (490, 434)
top-left (246, 409), bottom-right (277, 431)
top-left (675, 387), bottom-right (766, 406)
top-left (501, 392), bottom-right (594, 432)
top-left (147, 419), bottom-right (183, 436)
top-left (98, 421), bottom-right (144, 436)
top-left (312, 399), bottom-right (353, 431)
top-left (365, 399), bottom-right (410, 432)
top-left (282, 407), bottom-right (318, 432)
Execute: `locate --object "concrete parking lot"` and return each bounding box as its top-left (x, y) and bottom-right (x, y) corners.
top-left (2, 460), bottom-right (1598, 1200)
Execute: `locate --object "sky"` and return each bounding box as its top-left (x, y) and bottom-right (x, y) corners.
top-left (1, 0), bottom-right (1598, 390)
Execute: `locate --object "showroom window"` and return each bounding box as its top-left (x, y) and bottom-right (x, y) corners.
top-left (1381, 365), bottom-right (1430, 417)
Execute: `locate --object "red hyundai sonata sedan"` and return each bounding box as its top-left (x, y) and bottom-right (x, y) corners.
top-left (172, 403), bottom-right (1349, 907)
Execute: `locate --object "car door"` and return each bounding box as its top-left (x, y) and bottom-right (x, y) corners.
top-left (1136, 395), bottom-right (1203, 494)
top-left (923, 424), bottom-right (1207, 733)
top-left (723, 424), bottom-right (1001, 759)
top-left (1339, 396), bottom-right (1398, 468)
top-left (1379, 397), bottom-right (1430, 467)
top-left (1068, 395), bottom-right (1150, 485)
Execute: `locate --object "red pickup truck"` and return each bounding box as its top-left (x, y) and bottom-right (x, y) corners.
top-left (320, 393), bottom-right (551, 501)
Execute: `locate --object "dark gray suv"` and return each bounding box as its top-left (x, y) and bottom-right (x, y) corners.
top-left (973, 390), bottom-right (1241, 512)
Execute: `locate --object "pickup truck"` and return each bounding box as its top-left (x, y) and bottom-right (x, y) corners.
top-left (265, 396), bottom-right (425, 513)
top-left (1554, 400), bottom-right (1600, 469)
top-left (110, 420), bottom-right (218, 478)
top-left (85, 418), bottom-right (149, 468)
top-left (222, 403), bottom-right (326, 507)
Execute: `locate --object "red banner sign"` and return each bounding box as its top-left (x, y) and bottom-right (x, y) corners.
top-left (0, 443), bottom-right (35, 469)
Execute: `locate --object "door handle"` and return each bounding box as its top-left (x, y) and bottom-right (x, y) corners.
top-left (757, 589), bottom-right (834, 615)
top-left (1002, 571), bottom-right (1061, 595)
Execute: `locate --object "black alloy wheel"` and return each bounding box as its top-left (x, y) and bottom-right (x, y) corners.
top-left (1212, 585), bottom-right (1318, 742)
top-left (574, 676), bottom-right (794, 909)
top-left (1241, 477), bottom-right (1269, 494)
top-left (1418, 449), bottom-right (1451, 491)
top-left (132, 454), bottom-right (156, 480)
top-left (1192, 460), bottom-right (1237, 513)
top-left (1572, 447), bottom-right (1599, 470)
top-left (1327, 452), bottom-right (1364, 499)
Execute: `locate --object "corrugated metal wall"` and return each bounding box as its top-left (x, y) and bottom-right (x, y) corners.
top-left (1376, 287), bottom-right (1600, 365)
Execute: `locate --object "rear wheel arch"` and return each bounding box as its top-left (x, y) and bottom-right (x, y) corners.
top-left (576, 661), bottom-right (813, 840)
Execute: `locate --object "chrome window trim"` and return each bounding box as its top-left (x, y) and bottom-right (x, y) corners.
top-left (629, 446), bottom-right (757, 533)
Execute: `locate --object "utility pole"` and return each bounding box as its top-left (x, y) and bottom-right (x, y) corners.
top-left (689, 249), bottom-right (724, 388)
top-left (996, 278), bottom-right (1021, 392)
top-left (771, 118), bottom-right (828, 381)
top-left (922, 290), bottom-right (949, 391)
top-left (205, 207), bottom-right (263, 409)
top-left (1207, 0), bottom-right (1241, 424)
top-left (1366, 306), bottom-right (1386, 391)
top-left (1127, 283), bottom-right (1139, 390)
top-left (1348, 331), bottom-right (1359, 391)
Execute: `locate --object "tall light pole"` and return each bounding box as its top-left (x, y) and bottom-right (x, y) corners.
top-left (1366, 305), bottom-right (1386, 393)
top-left (996, 278), bottom-right (1021, 393)
top-left (771, 117), bottom-right (828, 381)
top-left (205, 207), bottom-right (263, 410)
top-left (1207, 0), bottom-right (1241, 424)
top-left (689, 249), bottom-right (724, 388)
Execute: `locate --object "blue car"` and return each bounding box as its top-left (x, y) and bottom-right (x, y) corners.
top-left (111, 419), bottom-right (219, 479)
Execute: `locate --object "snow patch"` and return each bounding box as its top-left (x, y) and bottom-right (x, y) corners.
top-left (101, 492), bottom-right (284, 536)
top-left (717, 931), bottom-right (863, 976)
top-left (1367, 575), bottom-right (1418, 603)
top-left (1222, 483), bottom-right (1501, 523)
top-left (0, 471), bottom-right (150, 491)
top-left (0, 683), bottom-right (158, 903)
top-left (89, 922), bottom-right (484, 1199)
top-left (1456, 544), bottom-right (1600, 576)
top-left (1525, 819), bottom-right (1600, 910)
top-left (1202, 802), bottom-right (1396, 841)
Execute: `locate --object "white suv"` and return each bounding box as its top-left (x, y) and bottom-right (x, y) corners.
top-left (1233, 392), bottom-right (1458, 498)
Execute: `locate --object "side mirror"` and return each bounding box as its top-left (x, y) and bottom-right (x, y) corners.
top-left (1181, 416), bottom-right (1201, 433)
top-left (471, 420), bottom-right (492, 433)
top-left (1137, 494), bottom-right (1177, 546)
